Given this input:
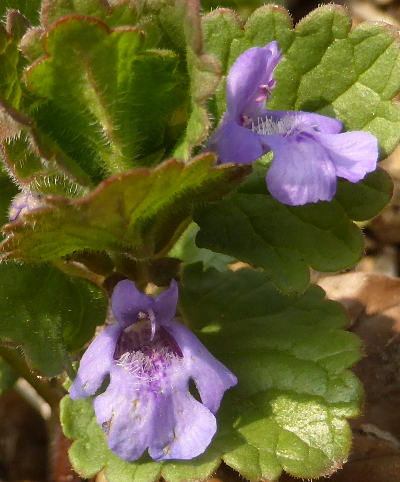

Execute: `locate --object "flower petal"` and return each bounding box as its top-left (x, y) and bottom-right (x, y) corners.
top-left (166, 321), bottom-right (237, 414)
top-left (216, 120), bottom-right (264, 165)
top-left (264, 133), bottom-right (337, 205)
top-left (154, 279), bottom-right (178, 327)
top-left (93, 364), bottom-right (156, 461)
top-left (111, 279), bottom-right (152, 327)
top-left (265, 110), bottom-right (343, 134)
top-left (227, 42), bottom-right (281, 120)
top-left (150, 390), bottom-right (217, 461)
top-left (315, 130), bottom-right (378, 183)
top-left (94, 360), bottom-right (217, 462)
top-left (69, 323), bottom-right (122, 400)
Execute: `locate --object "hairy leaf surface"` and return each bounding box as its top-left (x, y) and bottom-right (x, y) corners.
top-left (0, 262), bottom-right (107, 376)
top-left (1, 155), bottom-right (249, 262)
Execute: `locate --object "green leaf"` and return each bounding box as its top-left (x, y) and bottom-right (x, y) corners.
top-left (0, 23), bottom-right (21, 108)
top-left (0, 355), bottom-right (17, 393)
top-left (180, 264), bottom-right (362, 480)
top-left (1, 130), bottom-right (89, 196)
top-left (336, 168), bottom-right (393, 221)
top-left (201, 1), bottom-right (286, 21)
top-left (61, 265), bottom-right (362, 480)
top-left (169, 222), bottom-right (235, 271)
top-left (0, 262), bottom-right (107, 376)
top-left (0, 167), bottom-right (18, 227)
top-left (41, 0), bottom-right (113, 26)
top-left (20, 27), bottom-right (45, 62)
top-left (0, 101), bottom-right (92, 194)
top-left (40, 0), bottom-right (141, 29)
top-left (0, 0), bottom-right (41, 25)
top-left (24, 16), bottom-right (188, 178)
top-left (0, 11), bottom-right (30, 111)
top-left (169, 0), bottom-right (221, 159)
top-left (0, 154), bottom-right (250, 262)
top-left (202, 8), bottom-right (244, 123)
top-left (5, 9), bottom-right (30, 41)
top-left (194, 163), bottom-right (392, 292)
top-left (194, 189), bottom-right (360, 293)
top-left (202, 9), bottom-right (244, 74)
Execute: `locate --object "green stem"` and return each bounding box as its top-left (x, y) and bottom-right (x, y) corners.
top-left (0, 345), bottom-right (62, 412)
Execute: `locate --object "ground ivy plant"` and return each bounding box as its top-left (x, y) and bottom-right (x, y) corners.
top-left (0, 1), bottom-right (397, 481)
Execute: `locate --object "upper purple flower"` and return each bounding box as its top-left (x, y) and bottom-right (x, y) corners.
top-left (208, 42), bottom-right (379, 206)
top-left (69, 280), bottom-right (237, 462)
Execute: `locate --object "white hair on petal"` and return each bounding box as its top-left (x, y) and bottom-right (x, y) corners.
top-left (115, 344), bottom-right (181, 384)
top-left (251, 115), bottom-right (300, 136)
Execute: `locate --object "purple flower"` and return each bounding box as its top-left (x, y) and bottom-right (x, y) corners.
top-left (9, 191), bottom-right (44, 221)
top-left (69, 280), bottom-right (237, 462)
top-left (209, 42), bottom-right (379, 206)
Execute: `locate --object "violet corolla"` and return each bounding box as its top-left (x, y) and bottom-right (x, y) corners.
top-left (69, 279), bottom-right (237, 462)
top-left (209, 41), bottom-right (379, 206)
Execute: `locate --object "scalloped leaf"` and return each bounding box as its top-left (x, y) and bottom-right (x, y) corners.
top-left (202, 8), bottom-right (244, 124)
top-left (0, 101), bottom-right (93, 194)
top-left (40, 0), bottom-right (142, 29)
top-left (195, 164), bottom-right (392, 292)
top-left (0, 154), bottom-right (250, 262)
top-left (20, 27), bottom-right (45, 62)
top-left (24, 16), bottom-right (188, 179)
top-left (201, 0), bottom-right (286, 20)
top-left (61, 264), bottom-right (362, 480)
top-left (1, 126), bottom-right (89, 196)
top-left (0, 262), bottom-right (107, 376)
top-left (4, 2), bottom-right (219, 189)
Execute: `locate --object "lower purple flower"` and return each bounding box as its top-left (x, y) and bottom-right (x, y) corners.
top-left (69, 279), bottom-right (237, 462)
